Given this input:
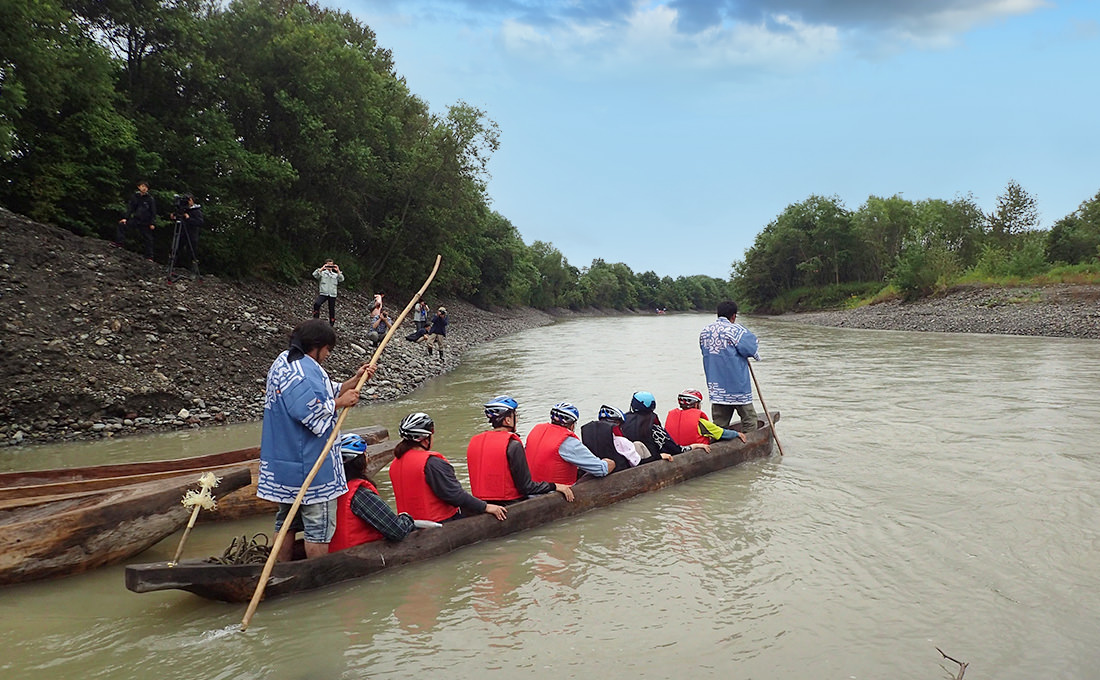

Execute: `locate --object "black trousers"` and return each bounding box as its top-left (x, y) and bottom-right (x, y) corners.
top-left (312, 295), bottom-right (336, 322)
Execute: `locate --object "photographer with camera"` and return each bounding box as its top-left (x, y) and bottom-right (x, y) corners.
top-left (114, 180), bottom-right (157, 260)
top-left (169, 194), bottom-right (204, 276)
top-left (312, 259), bottom-right (345, 327)
top-left (367, 302), bottom-right (392, 347)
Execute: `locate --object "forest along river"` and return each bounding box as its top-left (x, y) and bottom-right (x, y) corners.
top-left (2, 313), bottom-right (1099, 680)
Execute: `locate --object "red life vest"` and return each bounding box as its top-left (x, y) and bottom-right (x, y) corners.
top-left (665, 407), bottom-right (710, 446)
top-left (467, 430), bottom-right (523, 501)
top-left (388, 448), bottom-right (459, 522)
top-left (329, 478), bottom-right (385, 552)
top-left (526, 422), bottom-right (580, 485)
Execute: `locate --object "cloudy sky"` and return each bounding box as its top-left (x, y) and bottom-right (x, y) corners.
top-left (335, 0), bottom-right (1099, 278)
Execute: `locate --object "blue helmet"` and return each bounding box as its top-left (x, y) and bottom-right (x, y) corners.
top-left (484, 395), bottom-right (519, 423)
top-left (598, 404), bottom-right (624, 423)
top-left (549, 402), bottom-right (580, 426)
top-left (630, 391), bottom-right (656, 413)
top-left (339, 433), bottom-right (367, 461)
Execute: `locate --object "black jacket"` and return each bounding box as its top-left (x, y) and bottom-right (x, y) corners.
top-left (125, 192), bottom-right (157, 226)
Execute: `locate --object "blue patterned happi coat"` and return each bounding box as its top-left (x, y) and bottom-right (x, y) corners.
top-left (257, 351), bottom-right (348, 504)
top-left (699, 317), bottom-right (760, 406)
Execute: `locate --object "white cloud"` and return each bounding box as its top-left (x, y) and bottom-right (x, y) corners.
top-left (499, 3), bottom-right (844, 78)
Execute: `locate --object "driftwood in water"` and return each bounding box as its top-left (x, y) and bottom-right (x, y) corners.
top-left (0, 466), bottom-right (252, 586)
top-left (125, 413), bottom-right (778, 602)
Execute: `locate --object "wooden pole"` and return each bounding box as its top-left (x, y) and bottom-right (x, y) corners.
top-left (240, 255), bottom-right (442, 631)
top-left (170, 472), bottom-right (219, 566)
top-left (747, 360), bottom-right (785, 456)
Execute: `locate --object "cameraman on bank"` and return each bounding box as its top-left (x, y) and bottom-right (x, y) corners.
top-left (169, 194), bottom-right (204, 275)
top-left (312, 259), bottom-right (344, 326)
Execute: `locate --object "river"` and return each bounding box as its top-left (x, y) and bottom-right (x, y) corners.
top-left (3, 313), bottom-right (1099, 679)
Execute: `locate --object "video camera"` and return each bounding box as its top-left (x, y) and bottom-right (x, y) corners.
top-left (172, 194), bottom-right (190, 214)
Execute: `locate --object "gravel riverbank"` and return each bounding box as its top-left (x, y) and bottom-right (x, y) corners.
top-left (778, 284), bottom-right (1100, 339)
top-left (0, 208), bottom-right (555, 446)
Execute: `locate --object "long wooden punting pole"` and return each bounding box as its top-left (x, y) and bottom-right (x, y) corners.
top-left (748, 360), bottom-right (784, 456)
top-left (240, 255), bottom-right (442, 631)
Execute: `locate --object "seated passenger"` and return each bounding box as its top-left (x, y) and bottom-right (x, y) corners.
top-left (467, 395), bottom-right (575, 504)
top-left (580, 404), bottom-right (646, 472)
top-left (621, 391), bottom-right (711, 464)
top-left (664, 389), bottom-right (746, 447)
top-left (526, 402), bottom-right (616, 484)
top-left (388, 412), bottom-right (508, 522)
top-left (330, 433), bottom-right (415, 552)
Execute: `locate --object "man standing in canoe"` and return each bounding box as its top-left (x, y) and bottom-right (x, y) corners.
top-left (466, 396), bottom-right (575, 504)
top-left (257, 319), bottom-right (373, 561)
top-left (526, 402), bottom-right (615, 484)
top-left (700, 301), bottom-right (760, 432)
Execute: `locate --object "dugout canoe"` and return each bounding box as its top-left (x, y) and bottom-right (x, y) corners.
top-left (0, 466), bottom-right (252, 586)
top-left (125, 412), bottom-right (779, 602)
top-left (0, 425), bottom-right (391, 521)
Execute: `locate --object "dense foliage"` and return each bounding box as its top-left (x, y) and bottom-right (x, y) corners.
top-left (732, 182), bottom-right (1100, 312)
top-left (0, 0), bottom-right (731, 311)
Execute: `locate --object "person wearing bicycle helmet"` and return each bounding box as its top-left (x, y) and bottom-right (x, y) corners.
top-left (580, 404), bottom-right (647, 471)
top-left (257, 319), bottom-right (375, 561)
top-left (622, 391), bottom-right (711, 464)
top-left (466, 396), bottom-right (575, 504)
top-left (664, 389), bottom-right (747, 447)
top-left (330, 433), bottom-right (416, 552)
top-left (526, 402), bottom-right (615, 484)
top-left (388, 412), bottom-right (508, 522)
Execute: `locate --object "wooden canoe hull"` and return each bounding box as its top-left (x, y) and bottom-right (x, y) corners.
top-left (0, 467), bottom-right (252, 586)
top-left (0, 425), bottom-right (390, 522)
top-left (125, 413), bottom-right (779, 602)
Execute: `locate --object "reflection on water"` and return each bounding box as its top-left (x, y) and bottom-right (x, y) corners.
top-left (3, 314), bottom-right (1100, 679)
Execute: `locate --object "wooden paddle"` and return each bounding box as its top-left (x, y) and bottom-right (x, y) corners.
top-left (240, 255), bottom-right (442, 631)
top-left (747, 360), bottom-right (785, 456)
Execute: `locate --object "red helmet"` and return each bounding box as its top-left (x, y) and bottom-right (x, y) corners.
top-left (677, 389), bottom-right (703, 408)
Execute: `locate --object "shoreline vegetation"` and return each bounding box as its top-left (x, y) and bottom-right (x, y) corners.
top-left (1, 207), bottom-right (1098, 449)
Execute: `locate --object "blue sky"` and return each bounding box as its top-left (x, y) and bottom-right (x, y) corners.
top-left (334, 0), bottom-right (1099, 279)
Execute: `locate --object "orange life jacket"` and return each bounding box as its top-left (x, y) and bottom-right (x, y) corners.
top-left (329, 478), bottom-right (385, 552)
top-left (467, 430), bottom-right (523, 501)
top-left (665, 407), bottom-right (710, 446)
top-left (525, 422), bottom-right (579, 485)
top-left (388, 448), bottom-right (459, 522)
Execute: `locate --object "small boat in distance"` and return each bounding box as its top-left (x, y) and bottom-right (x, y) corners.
top-left (125, 413), bottom-right (779, 602)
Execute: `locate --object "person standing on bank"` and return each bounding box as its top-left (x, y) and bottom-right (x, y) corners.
top-left (413, 298), bottom-right (430, 333)
top-left (466, 396), bottom-right (575, 504)
top-left (256, 319), bottom-right (374, 561)
top-left (700, 301), bottom-right (760, 432)
top-left (115, 180), bottom-right (157, 260)
top-left (418, 306), bottom-right (448, 360)
top-left (311, 259), bottom-right (344, 327)
top-left (169, 194), bottom-right (203, 275)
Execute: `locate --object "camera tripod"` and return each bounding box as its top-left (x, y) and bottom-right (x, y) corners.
top-left (166, 218), bottom-right (198, 283)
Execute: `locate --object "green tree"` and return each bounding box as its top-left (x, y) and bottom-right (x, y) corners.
top-left (987, 179), bottom-right (1040, 248)
top-left (1046, 190), bottom-right (1100, 264)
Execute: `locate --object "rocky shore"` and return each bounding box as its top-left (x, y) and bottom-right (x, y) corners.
top-left (780, 284), bottom-right (1100, 339)
top-left (0, 208), bottom-right (554, 446)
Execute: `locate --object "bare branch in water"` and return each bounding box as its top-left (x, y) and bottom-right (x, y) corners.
top-left (936, 647), bottom-right (969, 680)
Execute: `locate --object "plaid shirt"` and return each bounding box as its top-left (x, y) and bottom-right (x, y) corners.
top-left (349, 486), bottom-right (415, 541)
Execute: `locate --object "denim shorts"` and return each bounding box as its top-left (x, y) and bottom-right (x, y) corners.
top-left (274, 499), bottom-right (337, 544)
